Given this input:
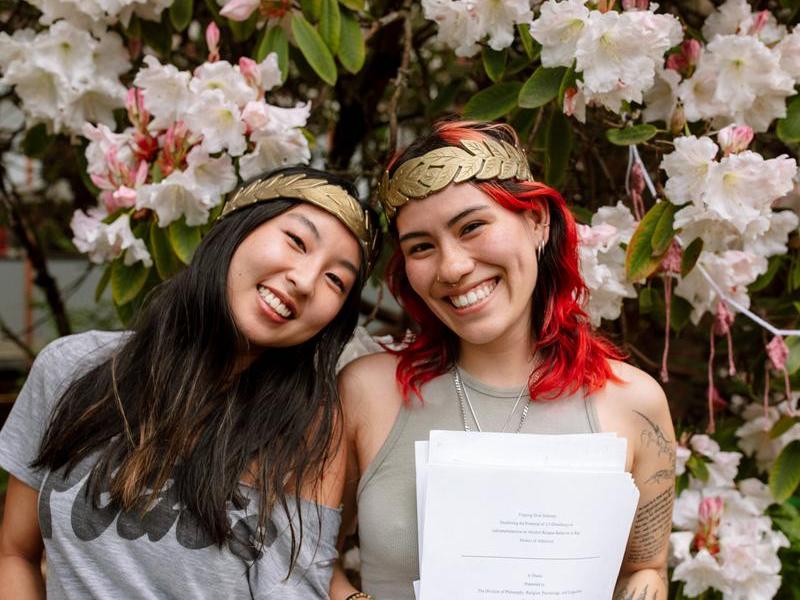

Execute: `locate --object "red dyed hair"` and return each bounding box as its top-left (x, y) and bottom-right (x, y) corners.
top-left (384, 120), bottom-right (624, 403)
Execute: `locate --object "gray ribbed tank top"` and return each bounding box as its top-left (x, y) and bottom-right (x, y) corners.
top-left (356, 368), bottom-right (600, 600)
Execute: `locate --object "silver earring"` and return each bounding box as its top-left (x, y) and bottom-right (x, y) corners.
top-left (536, 239), bottom-right (546, 260)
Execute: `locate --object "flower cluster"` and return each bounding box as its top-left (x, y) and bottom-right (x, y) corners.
top-left (648, 0), bottom-right (800, 132)
top-left (671, 434), bottom-right (789, 599)
top-left (72, 46), bottom-right (311, 267)
top-left (26, 0), bottom-right (173, 27)
top-left (659, 128), bottom-right (798, 322)
top-left (0, 21), bottom-right (130, 135)
top-left (529, 0), bottom-right (682, 115)
top-left (577, 202), bottom-right (637, 326)
top-left (421, 0), bottom-right (534, 57)
top-left (735, 397), bottom-right (800, 474)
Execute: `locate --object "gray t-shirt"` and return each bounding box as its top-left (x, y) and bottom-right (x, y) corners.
top-left (0, 330), bottom-right (340, 599)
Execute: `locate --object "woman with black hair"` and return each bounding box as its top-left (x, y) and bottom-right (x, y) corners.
top-left (0, 166), bottom-right (380, 599)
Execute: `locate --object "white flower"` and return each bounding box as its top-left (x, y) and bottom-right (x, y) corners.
top-left (774, 31), bottom-right (800, 83)
top-left (576, 10), bottom-right (682, 111)
top-left (472, 0), bottom-right (533, 52)
top-left (422, 0), bottom-right (481, 57)
top-left (661, 135), bottom-right (719, 206)
top-left (679, 59), bottom-right (727, 123)
top-left (529, 0), bottom-right (590, 68)
top-left (0, 99), bottom-right (25, 133)
top-left (190, 60), bottom-right (257, 108)
top-left (675, 445), bottom-right (691, 476)
top-left (136, 171), bottom-right (208, 228)
top-left (736, 400), bottom-right (800, 472)
top-left (238, 103), bottom-right (311, 180)
top-left (577, 202), bottom-right (637, 326)
top-left (642, 66), bottom-right (680, 124)
top-left (184, 146), bottom-right (238, 202)
top-left (701, 0), bottom-right (752, 41)
top-left (27, 0), bottom-right (173, 27)
top-left (133, 55), bottom-right (193, 131)
top-left (184, 89), bottom-right (247, 156)
top-left (743, 209), bottom-right (798, 258)
top-left (676, 250), bottom-right (767, 323)
top-left (71, 210), bottom-right (152, 267)
top-left (704, 152), bottom-right (797, 233)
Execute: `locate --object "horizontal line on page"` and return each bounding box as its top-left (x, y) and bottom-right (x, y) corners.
top-left (461, 555), bottom-right (601, 561)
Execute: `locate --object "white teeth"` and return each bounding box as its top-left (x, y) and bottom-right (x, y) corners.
top-left (450, 280), bottom-right (496, 308)
top-left (257, 286), bottom-right (292, 318)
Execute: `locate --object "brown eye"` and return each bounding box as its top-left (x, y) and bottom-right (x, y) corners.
top-left (327, 273), bottom-right (346, 293)
top-left (285, 231), bottom-right (306, 252)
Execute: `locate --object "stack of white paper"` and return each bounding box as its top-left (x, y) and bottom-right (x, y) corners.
top-left (413, 431), bottom-right (639, 600)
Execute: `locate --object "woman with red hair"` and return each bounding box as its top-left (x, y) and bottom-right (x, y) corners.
top-left (331, 121), bottom-right (674, 600)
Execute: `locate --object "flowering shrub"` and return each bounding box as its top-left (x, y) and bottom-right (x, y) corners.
top-left (1, 0), bottom-right (800, 595)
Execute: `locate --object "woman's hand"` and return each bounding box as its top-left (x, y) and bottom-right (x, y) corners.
top-left (0, 475), bottom-right (45, 600)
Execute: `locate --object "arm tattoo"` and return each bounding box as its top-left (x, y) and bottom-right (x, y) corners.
top-left (645, 468), bottom-right (675, 486)
top-left (626, 488), bottom-right (674, 563)
top-left (634, 410), bottom-right (675, 463)
top-left (613, 585), bottom-right (657, 600)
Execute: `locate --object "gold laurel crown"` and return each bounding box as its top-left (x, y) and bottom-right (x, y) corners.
top-left (220, 173), bottom-right (378, 272)
top-left (378, 137), bottom-right (533, 217)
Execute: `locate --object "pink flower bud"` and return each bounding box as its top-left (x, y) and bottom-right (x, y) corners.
top-left (219, 0), bottom-right (260, 21)
top-left (713, 300), bottom-right (734, 336)
top-left (665, 53), bottom-right (687, 72)
top-left (597, 0), bottom-right (616, 12)
top-left (717, 124), bottom-right (754, 155)
top-left (748, 10), bottom-right (769, 35)
top-left (698, 496), bottom-right (724, 525)
top-left (767, 335), bottom-right (789, 371)
top-left (622, 0), bottom-right (649, 10)
top-left (206, 22), bottom-right (221, 62)
top-left (107, 186), bottom-right (138, 212)
top-left (563, 87), bottom-right (578, 116)
top-left (683, 39), bottom-right (702, 66)
top-left (239, 57), bottom-right (259, 86)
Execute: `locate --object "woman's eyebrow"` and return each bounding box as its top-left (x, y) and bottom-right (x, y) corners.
top-left (338, 259), bottom-right (358, 277)
top-left (398, 204), bottom-right (490, 243)
top-left (288, 213), bottom-right (321, 240)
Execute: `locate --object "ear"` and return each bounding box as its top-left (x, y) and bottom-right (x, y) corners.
top-left (522, 204), bottom-right (550, 247)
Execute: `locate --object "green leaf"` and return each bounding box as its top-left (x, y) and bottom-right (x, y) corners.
top-left (639, 287), bottom-right (655, 314)
top-left (169, 0), bottom-right (193, 31)
top-left (771, 415), bottom-right (800, 439)
top-left (770, 440), bottom-right (800, 503)
top-left (792, 256), bottom-right (800, 291)
top-left (651, 202), bottom-right (677, 256)
top-left (150, 221), bottom-right (182, 280)
top-left (111, 259), bottom-right (150, 306)
top-left (509, 108), bottom-right (537, 142)
top-left (557, 63), bottom-right (577, 106)
top-left (787, 336), bottom-right (800, 375)
top-left (338, 10), bottom-right (365, 74)
top-left (229, 13), bottom-right (258, 42)
top-left (517, 23), bottom-right (539, 61)
top-left (777, 94), bottom-right (800, 144)
top-left (339, 0), bottom-right (364, 9)
top-left (256, 25), bottom-right (289, 80)
top-left (770, 502), bottom-right (800, 543)
top-left (300, 0), bottom-right (322, 21)
top-left (463, 82), bottom-right (522, 121)
top-left (168, 217), bottom-right (202, 264)
top-left (319, 0), bottom-right (341, 53)
top-left (749, 255), bottom-right (784, 292)
top-left (291, 14), bottom-right (337, 85)
top-left (518, 66), bottom-right (567, 109)
top-left (626, 201), bottom-right (670, 281)
top-left (427, 80), bottom-right (462, 118)
top-left (687, 454), bottom-right (710, 482)
top-left (21, 123), bottom-right (49, 158)
top-left (141, 17), bottom-right (172, 56)
top-left (680, 237), bottom-right (703, 278)
top-left (606, 124), bottom-right (659, 146)
top-left (545, 109), bottom-right (572, 189)
top-left (482, 47), bottom-right (507, 83)
top-left (95, 264), bottom-right (112, 302)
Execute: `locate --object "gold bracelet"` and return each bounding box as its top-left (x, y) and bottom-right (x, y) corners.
top-left (345, 593), bottom-right (373, 600)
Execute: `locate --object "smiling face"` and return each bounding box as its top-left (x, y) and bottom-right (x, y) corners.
top-left (396, 183), bottom-right (547, 350)
top-left (226, 202), bottom-right (361, 351)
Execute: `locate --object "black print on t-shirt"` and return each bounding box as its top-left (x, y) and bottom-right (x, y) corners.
top-left (39, 461), bottom-right (267, 561)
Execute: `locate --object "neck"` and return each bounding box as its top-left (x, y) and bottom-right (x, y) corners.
top-left (456, 324), bottom-right (535, 388)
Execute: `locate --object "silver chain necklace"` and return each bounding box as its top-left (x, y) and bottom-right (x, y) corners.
top-left (452, 368), bottom-right (530, 433)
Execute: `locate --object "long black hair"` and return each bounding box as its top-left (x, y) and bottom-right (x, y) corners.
top-left (35, 166), bottom-right (372, 570)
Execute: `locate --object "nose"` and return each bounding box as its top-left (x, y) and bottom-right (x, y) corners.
top-left (437, 241), bottom-right (474, 286)
top-left (286, 262), bottom-right (317, 296)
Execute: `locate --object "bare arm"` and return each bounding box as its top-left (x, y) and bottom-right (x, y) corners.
top-left (0, 475), bottom-right (45, 600)
top-left (613, 376), bottom-right (676, 600)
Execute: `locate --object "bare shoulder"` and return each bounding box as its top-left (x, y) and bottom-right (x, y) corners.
top-left (604, 360), bottom-right (669, 420)
top-left (338, 351), bottom-right (402, 416)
